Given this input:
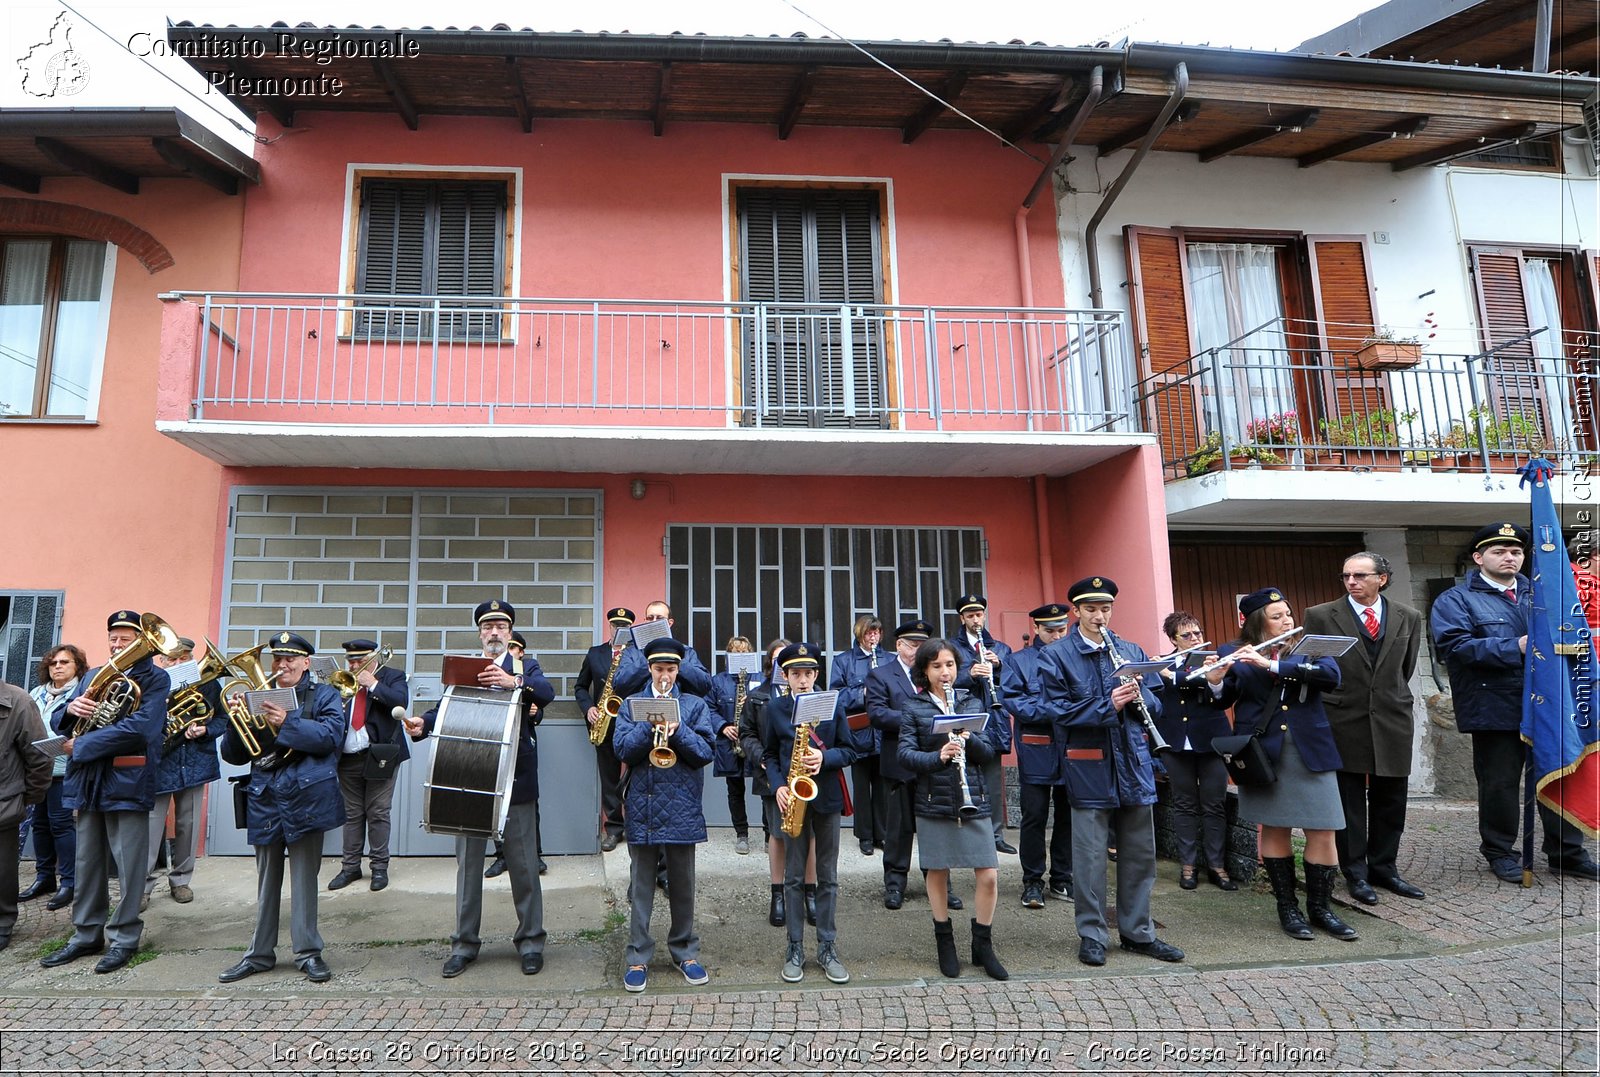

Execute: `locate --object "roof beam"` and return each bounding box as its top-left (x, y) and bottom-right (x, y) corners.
top-left (1198, 108), bottom-right (1319, 162)
top-left (221, 61), bottom-right (296, 128)
top-left (1391, 121), bottom-right (1541, 171)
top-left (151, 137), bottom-right (239, 195)
top-left (1007, 75), bottom-right (1080, 142)
top-left (0, 160), bottom-right (42, 193)
top-left (505, 57), bottom-right (533, 133)
top-left (34, 138), bottom-right (138, 194)
top-left (652, 62), bottom-right (672, 137)
top-left (1297, 115), bottom-right (1429, 167)
top-left (1095, 102), bottom-right (1199, 154)
top-left (902, 71), bottom-right (967, 144)
top-left (1371, 6), bottom-right (1531, 61)
top-left (777, 67), bottom-right (817, 141)
top-left (372, 59), bottom-right (419, 130)
top-left (1482, 22), bottom-right (1600, 73)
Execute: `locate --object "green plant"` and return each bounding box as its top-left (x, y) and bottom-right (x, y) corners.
top-left (1454, 408), bottom-right (1551, 453)
top-left (1359, 326), bottom-right (1421, 347)
top-left (1319, 408), bottom-right (1419, 448)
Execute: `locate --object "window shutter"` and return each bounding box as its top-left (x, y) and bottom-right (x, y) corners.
top-left (1470, 245), bottom-right (1551, 439)
top-left (435, 183), bottom-right (504, 338)
top-left (357, 181), bottom-right (428, 338)
top-left (1307, 236), bottom-right (1392, 460)
top-left (1125, 226), bottom-right (1200, 471)
top-left (811, 192), bottom-right (884, 428)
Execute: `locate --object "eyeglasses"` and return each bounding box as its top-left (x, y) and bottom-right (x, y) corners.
top-left (48, 658), bottom-right (74, 665)
top-left (1339, 572), bottom-right (1380, 581)
top-left (1175, 630), bottom-right (1204, 639)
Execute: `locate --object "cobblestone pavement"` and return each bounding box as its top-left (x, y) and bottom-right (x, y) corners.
top-left (0, 800), bottom-right (1595, 1075)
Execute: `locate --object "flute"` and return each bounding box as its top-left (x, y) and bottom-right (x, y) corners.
top-left (1184, 627), bottom-right (1305, 682)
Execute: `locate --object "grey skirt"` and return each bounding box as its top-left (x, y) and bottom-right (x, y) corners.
top-left (1236, 731), bottom-right (1346, 831)
top-left (917, 815), bottom-right (999, 870)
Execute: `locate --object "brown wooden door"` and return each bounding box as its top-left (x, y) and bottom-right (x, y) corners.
top-left (1167, 533), bottom-right (1365, 650)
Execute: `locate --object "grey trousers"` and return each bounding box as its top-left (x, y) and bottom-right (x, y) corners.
top-left (451, 800), bottom-right (544, 959)
top-left (625, 841), bottom-right (698, 967)
top-left (0, 823), bottom-right (18, 943)
top-left (337, 753), bottom-right (397, 872)
top-left (73, 809), bottom-right (150, 950)
top-left (245, 831), bottom-right (325, 969)
top-left (145, 784), bottom-right (204, 895)
top-left (983, 757), bottom-right (1006, 841)
top-left (1071, 803), bottom-right (1157, 946)
top-left (784, 809), bottom-right (840, 946)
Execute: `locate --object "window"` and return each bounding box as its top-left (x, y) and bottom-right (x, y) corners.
top-left (0, 238), bottom-right (109, 419)
top-left (1458, 135), bottom-right (1562, 173)
top-left (354, 179), bottom-right (506, 340)
top-left (0, 591), bottom-right (64, 687)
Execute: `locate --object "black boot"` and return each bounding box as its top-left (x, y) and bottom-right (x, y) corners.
top-left (970, 920), bottom-right (1009, 981)
top-left (768, 884), bottom-right (785, 927)
top-left (1263, 856), bottom-right (1313, 940)
top-left (933, 919), bottom-right (960, 978)
top-left (19, 875), bottom-right (56, 902)
top-left (1305, 863), bottom-right (1359, 941)
top-left (804, 883), bottom-right (818, 927)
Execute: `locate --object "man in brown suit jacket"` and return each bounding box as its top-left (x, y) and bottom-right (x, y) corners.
top-left (1303, 551), bottom-right (1426, 905)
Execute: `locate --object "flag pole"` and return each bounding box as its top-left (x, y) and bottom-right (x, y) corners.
top-left (1521, 752), bottom-right (1536, 888)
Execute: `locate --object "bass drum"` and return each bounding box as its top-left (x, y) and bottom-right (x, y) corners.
top-left (422, 686), bottom-right (522, 841)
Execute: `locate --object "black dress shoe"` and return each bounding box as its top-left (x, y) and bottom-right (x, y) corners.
top-left (218, 958), bottom-right (267, 983)
top-left (441, 954), bottom-right (474, 978)
top-left (484, 857), bottom-right (507, 879)
top-left (1206, 869), bottom-right (1238, 892)
top-left (302, 956), bottom-right (332, 983)
top-left (600, 833), bottom-right (619, 852)
top-left (1077, 937), bottom-right (1106, 966)
top-left (1179, 867), bottom-right (1199, 891)
top-left (884, 886), bottom-right (904, 910)
top-left (19, 876), bottom-right (56, 902)
top-left (327, 869), bottom-right (362, 891)
top-left (539, 859), bottom-right (548, 875)
top-left (1372, 874), bottom-right (1425, 899)
top-left (995, 839), bottom-right (1018, 855)
top-left (859, 839), bottom-right (875, 856)
top-left (94, 946), bottom-right (137, 974)
top-left (1490, 857), bottom-right (1523, 883)
top-left (41, 937), bottom-right (103, 968)
top-left (1551, 858), bottom-right (1600, 882)
top-left (1347, 877), bottom-right (1379, 905)
top-left (522, 952), bottom-right (544, 975)
top-left (45, 887), bottom-right (74, 911)
top-left (1120, 937), bottom-right (1185, 962)
top-left (370, 873), bottom-right (389, 892)
top-left (946, 893), bottom-right (963, 911)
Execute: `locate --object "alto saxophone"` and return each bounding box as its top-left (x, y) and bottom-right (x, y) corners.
top-left (589, 641), bottom-right (626, 747)
top-left (779, 717), bottom-right (819, 838)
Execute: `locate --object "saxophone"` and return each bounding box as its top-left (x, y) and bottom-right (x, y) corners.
top-left (589, 642), bottom-right (626, 747)
top-left (779, 716), bottom-right (819, 838)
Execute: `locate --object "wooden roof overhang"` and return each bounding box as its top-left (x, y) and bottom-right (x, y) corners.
top-left (1303, 0), bottom-right (1599, 74)
top-left (163, 25), bottom-right (1592, 173)
top-left (0, 108), bottom-right (261, 195)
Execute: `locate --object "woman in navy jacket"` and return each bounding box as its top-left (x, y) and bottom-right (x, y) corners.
top-left (1210, 588), bottom-right (1356, 943)
top-left (1153, 612), bottom-right (1236, 892)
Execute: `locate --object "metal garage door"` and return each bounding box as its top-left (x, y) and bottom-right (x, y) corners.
top-left (207, 486), bottom-right (601, 856)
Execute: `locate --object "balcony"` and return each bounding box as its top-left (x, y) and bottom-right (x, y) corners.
top-left (156, 292), bottom-right (1148, 475)
top-left (1139, 327), bottom-right (1600, 527)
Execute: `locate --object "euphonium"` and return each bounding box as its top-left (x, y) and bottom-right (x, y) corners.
top-left (326, 646), bottom-right (392, 699)
top-left (589, 640), bottom-right (627, 746)
top-left (779, 718), bottom-right (819, 838)
top-left (944, 684), bottom-right (982, 818)
top-left (76, 613), bottom-right (184, 736)
top-left (163, 638), bottom-right (232, 746)
top-left (220, 643), bottom-right (290, 767)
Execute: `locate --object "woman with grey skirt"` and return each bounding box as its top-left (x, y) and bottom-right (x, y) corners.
top-left (1209, 587), bottom-right (1357, 942)
top-left (898, 638), bottom-right (1008, 980)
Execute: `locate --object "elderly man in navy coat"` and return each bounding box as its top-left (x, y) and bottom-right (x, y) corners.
top-left (217, 631), bottom-right (345, 984)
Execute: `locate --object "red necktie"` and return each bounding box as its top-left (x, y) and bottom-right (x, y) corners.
top-left (1362, 607), bottom-right (1379, 639)
top-left (351, 688), bottom-right (367, 732)
top-left (1505, 587), bottom-right (1517, 605)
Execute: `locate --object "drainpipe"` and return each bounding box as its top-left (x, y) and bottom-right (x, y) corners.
top-left (1033, 475), bottom-right (1055, 598)
top-left (1533, 0), bottom-right (1553, 72)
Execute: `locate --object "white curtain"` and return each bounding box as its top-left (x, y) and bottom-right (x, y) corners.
top-left (1521, 257), bottom-right (1572, 446)
top-left (1186, 242), bottom-right (1292, 440)
top-left (44, 240), bottom-right (106, 416)
top-left (0, 239), bottom-right (49, 416)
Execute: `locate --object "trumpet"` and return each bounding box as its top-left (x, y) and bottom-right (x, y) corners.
top-left (325, 646), bottom-right (392, 699)
top-left (647, 675), bottom-right (677, 768)
top-left (1184, 627), bottom-right (1305, 683)
top-left (1111, 646), bottom-right (1169, 755)
top-left (944, 684), bottom-right (982, 818)
top-left (77, 613), bottom-right (185, 735)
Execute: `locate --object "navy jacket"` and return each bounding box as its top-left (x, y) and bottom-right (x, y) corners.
top-left (60, 657), bottom-right (169, 814)
top-left (866, 659), bottom-right (920, 783)
top-left (615, 687), bottom-right (715, 844)
top-left (830, 645), bottom-right (892, 754)
top-left (1152, 657), bottom-right (1233, 755)
top-left (155, 678), bottom-right (226, 795)
top-left (705, 669), bottom-right (762, 778)
top-left (1215, 646), bottom-right (1344, 773)
top-left (762, 690), bottom-right (858, 816)
top-left (675, 645), bottom-right (713, 697)
top-left (1002, 637), bottom-right (1063, 785)
top-left (738, 682), bottom-right (780, 797)
top-left (345, 665), bottom-right (411, 764)
top-left (418, 652), bottom-right (552, 804)
top-left (951, 629), bottom-right (1013, 702)
top-left (1038, 627), bottom-right (1161, 810)
top-left (573, 640), bottom-right (648, 715)
top-left (1429, 572), bottom-right (1531, 733)
top-left (221, 679), bottom-right (345, 846)
top-left (898, 689), bottom-right (999, 820)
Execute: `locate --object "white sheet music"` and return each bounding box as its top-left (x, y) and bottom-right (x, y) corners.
top-left (310, 656), bottom-right (340, 680)
top-left (31, 735), bottom-right (68, 759)
top-left (244, 687), bottom-right (298, 714)
top-left (164, 659), bottom-right (202, 689)
top-left (933, 714), bottom-right (990, 737)
top-left (793, 689), bottom-right (840, 725)
top-left (630, 697), bottom-right (680, 725)
top-left (1291, 635), bottom-right (1359, 658)
top-left (725, 651), bottom-right (760, 676)
top-left (611, 626), bottom-right (633, 648)
top-left (629, 619), bottom-right (672, 649)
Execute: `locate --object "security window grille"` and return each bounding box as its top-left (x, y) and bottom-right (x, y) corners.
top-left (0, 591), bottom-right (64, 688)
top-left (737, 188), bottom-right (887, 428)
top-left (355, 180), bottom-right (505, 340)
top-left (1460, 134), bottom-right (1560, 172)
top-left (666, 524), bottom-right (985, 664)
top-left (0, 237), bottom-right (108, 418)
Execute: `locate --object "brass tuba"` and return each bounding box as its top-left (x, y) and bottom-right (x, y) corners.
top-left (326, 647), bottom-right (392, 699)
top-left (76, 613), bottom-right (184, 735)
top-left (163, 637), bottom-right (232, 745)
top-left (589, 641), bottom-right (627, 746)
top-left (219, 643), bottom-right (289, 766)
top-left (779, 718), bottom-right (819, 838)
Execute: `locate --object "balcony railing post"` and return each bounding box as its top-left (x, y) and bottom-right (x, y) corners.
top-left (924, 308), bottom-right (941, 429)
top-left (429, 298), bottom-right (441, 405)
top-left (840, 304), bottom-right (856, 420)
top-left (1464, 351), bottom-right (1491, 474)
top-left (195, 293), bottom-right (213, 419)
top-left (1206, 348), bottom-right (1234, 471)
top-left (591, 301), bottom-right (602, 409)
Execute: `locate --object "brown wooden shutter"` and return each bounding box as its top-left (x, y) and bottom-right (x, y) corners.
top-left (1306, 236), bottom-right (1390, 452)
top-left (1125, 226), bottom-right (1200, 470)
top-left (1470, 245), bottom-right (1550, 438)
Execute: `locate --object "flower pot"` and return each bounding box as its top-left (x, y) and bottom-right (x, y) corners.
top-left (1306, 450), bottom-right (1347, 471)
top-left (1355, 341), bottom-right (1422, 370)
top-left (1345, 448), bottom-right (1403, 471)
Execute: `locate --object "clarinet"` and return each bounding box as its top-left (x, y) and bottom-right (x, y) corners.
top-left (1111, 645), bottom-right (1170, 755)
top-left (944, 684), bottom-right (982, 818)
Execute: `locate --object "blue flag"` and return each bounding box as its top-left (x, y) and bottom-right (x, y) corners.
top-left (1520, 459), bottom-right (1600, 836)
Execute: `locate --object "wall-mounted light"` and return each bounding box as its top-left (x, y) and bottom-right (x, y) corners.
top-left (631, 479), bottom-right (647, 500)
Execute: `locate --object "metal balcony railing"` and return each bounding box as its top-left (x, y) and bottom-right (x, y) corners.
top-left (1136, 324), bottom-right (1600, 480)
top-left (166, 293), bottom-right (1133, 435)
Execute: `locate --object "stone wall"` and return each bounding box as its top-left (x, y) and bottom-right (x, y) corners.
top-left (1403, 526), bottom-right (1479, 800)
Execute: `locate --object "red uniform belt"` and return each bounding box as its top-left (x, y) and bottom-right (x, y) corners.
top-left (1020, 734), bottom-right (1053, 746)
top-left (1065, 748), bottom-right (1103, 761)
top-left (112, 755), bottom-right (147, 768)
